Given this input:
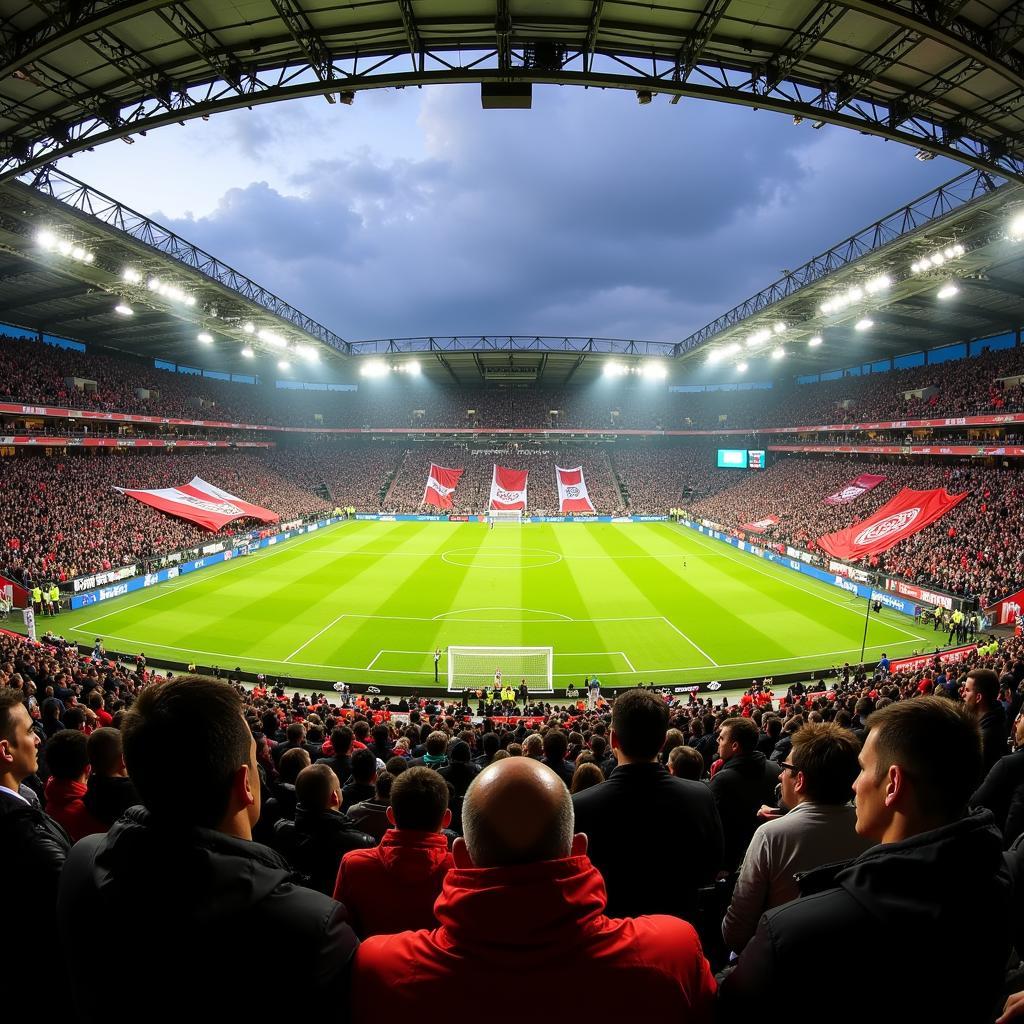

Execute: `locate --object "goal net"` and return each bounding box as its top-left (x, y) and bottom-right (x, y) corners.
top-left (447, 645), bottom-right (554, 693)
top-left (488, 510), bottom-right (523, 524)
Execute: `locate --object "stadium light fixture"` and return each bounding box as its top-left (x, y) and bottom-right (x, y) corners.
top-left (35, 228), bottom-right (56, 249)
top-left (243, 322), bottom-right (255, 334)
top-left (114, 303), bottom-right (134, 316)
top-left (854, 318), bottom-right (873, 331)
top-left (405, 359), bottom-right (421, 375)
top-left (241, 346), bottom-right (254, 359)
top-left (746, 328), bottom-right (771, 348)
top-left (808, 335), bottom-right (823, 347)
top-left (603, 360), bottom-right (628, 377)
top-left (1009, 213), bottom-right (1024, 240)
top-left (642, 361), bottom-right (668, 380)
top-left (277, 359), bottom-right (291, 371)
top-left (360, 359), bottom-right (390, 378)
top-left (257, 328), bottom-right (287, 348)
top-left (937, 283), bottom-right (958, 300)
top-left (295, 343), bottom-right (319, 362)
top-left (773, 322), bottom-right (786, 334)
top-left (197, 332), bottom-right (213, 344)
top-left (771, 347), bottom-right (785, 360)
top-left (122, 267), bottom-right (142, 284)
top-left (705, 350), bottom-right (722, 366)
top-left (737, 361), bottom-right (748, 372)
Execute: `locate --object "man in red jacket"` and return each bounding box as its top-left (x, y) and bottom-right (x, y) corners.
top-left (352, 757), bottom-right (716, 1024)
top-left (43, 729), bottom-right (104, 842)
top-left (334, 765), bottom-right (454, 937)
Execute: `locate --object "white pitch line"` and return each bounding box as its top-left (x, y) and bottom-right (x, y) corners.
top-left (283, 611), bottom-right (348, 663)
top-left (660, 616), bottom-right (720, 666)
top-left (72, 522), bottom-right (343, 631)
top-left (63, 629), bottom-right (923, 678)
top-left (622, 651), bottom-right (637, 672)
top-left (672, 524), bottom-right (926, 642)
top-left (433, 606), bottom-right (574, 621)
top-left (366, 650), bottom-right (385, 670)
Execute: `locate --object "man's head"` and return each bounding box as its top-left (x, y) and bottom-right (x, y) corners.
top-left (781, 723), bottom-right (862, 809)
top-left (331, 726), bottom-right (353, 755)
top-left (425, 731), bottom-right (449, 757)
top-left (350, 747), bottom-right (377, 785)
top-left (286, 721), bottom-right (306, 745)
top-left (610, 689), bottom-right (668, 762)
top-left (668, 745), bottom-right (704, 781)
top-left (718, 717), bottom-right (758, 763)
top-left (121, 675), bottom-right (259, 834)
top-left (47, 726), bottom-right (91, 783)
top-left (279, 746), bottom-right (311, 784)
top-left (542, 730), bottom-right (568, 763)
top-left (295, 762), bottom-right (341, 812)
top-left (522, 734), bottom-right (544, 759)
top-left (0, 688), bottom-right (39, 786)
top-left (387, 766), bottom-right (451, 832)
top-left (457, 757), bottom-right (583, 868)
top-left (962, 669), bottom-right (999, 716)
top-left (87, 727), bottom-right (126, 778)
top-left (853, 696), bottom-right (981, 843)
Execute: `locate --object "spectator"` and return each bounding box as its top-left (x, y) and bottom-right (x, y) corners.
top-left (971, 702), bottom-right (1024, 847)
top-left (0, 687), bottom-right (71, 974)
top-left (709, 717), bottom-right (783, 872)
top-left (316, 725), bottom-right (354, 786)
top-left (962, 667), bottom-right (1008, 775)
top-left (721, 723), bottom-right (875, 953)
top-left (335, 766), bottom-right (455, 938)
top-left (58, 676), bottom-right (358, 1022)
top-left (541, 729), bottom-right (576, 787)
top-left (570, 762), bottom-right (604, 793)
top-left (346, 769), bottom-right (394, 841)
top-left (44, 728), bottom-right (104, 842)
top-left (84, 726), bottom-right (140, 828)
top-left (352, 757), bottom-right (717, 1023)
top-left (573, 688), bottom-right (724, 920)
top-left (342, 747), bottom-right (378, 806)
top-left (275, 762), bottom-right (375, 894)
top-left (669, 745), bottom-right (705, 781)
top-left (718, 697), bottom-right (1011, 1024)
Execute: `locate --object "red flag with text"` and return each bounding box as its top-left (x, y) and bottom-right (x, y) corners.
top-left (740, 516), bottom-right (779, 534)
top-left (489, 465), bottom-right (528, 510)
top-left (116, 476), bottom-right (279, 531)
top-left (422, 464), bottom-right (464, 509)
top-left (823, 473), bottom-right (886, 505)
top-left (816, 487), bottom-right (966, 560)
top-left (556, 466), bottom-right (595, 513)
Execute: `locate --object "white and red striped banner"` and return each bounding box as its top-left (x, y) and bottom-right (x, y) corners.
top-left (489, 465), bottom-right (528, 510)
top-left (422, 463), bottom-right (464, 509)
top-left (115, 476), bottom-right (279, 531)
top-left (556, 466), bottom-right (595, 513)
top-left (824, 473), bottom-right (886, 505)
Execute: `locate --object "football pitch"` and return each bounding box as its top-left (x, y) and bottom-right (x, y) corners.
top-left (40, 519), bottom-right (942, 691)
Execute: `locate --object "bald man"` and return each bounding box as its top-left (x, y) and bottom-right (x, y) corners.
top-left (352, 758), bottom-right (716, 1024)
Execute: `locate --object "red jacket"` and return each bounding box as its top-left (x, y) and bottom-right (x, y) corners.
top-left (353, 855), bottom-right (715, 1023)
top-left (44, 777), bottom-right (104, 843)
top-left (334, 829), bottom-right (453, 938)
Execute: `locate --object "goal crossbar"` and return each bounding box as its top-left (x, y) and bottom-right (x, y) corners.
top-left (447, 644), bottom-right (553, 693)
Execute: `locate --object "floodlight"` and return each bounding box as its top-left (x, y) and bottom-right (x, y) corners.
top-left (35, 229), bottom-right (56, 249)
top-left (148, 276), bottom-right (160, 290)
top-left (771, 347), bottom-right (785, 359)
top-left (405, 359), bottom-right (421, 375)
top-left (122, 268), bottom-right (142, 284)
top-left (737, 361), bottom-right (748, 372)
top-left (854, 318), bottom-right (873, 331)
top-left (360, 359), bottom-right (390, 378)
top-left (1009, 213), bottom-right (1024, 239)
top-left (114, 304), bottom-right (133, 316)
top-left (243, 322), bottom-right (255, 334)
top-left (277, 359), bottom-right (291, 371)
top-left (241, 346), bottom-right (254, 358)
top-left (603, 360), bottom-right (628, 377)
top-left (808, 336), bottom-right (823, 347)
top-left (197, 332), bottom-right (213, 343)
top-left (71, 246), bottom-right (85, 260)
top-left (937, 283), bottom-right (958, 300)
top-left (773, 322), bottom-right (786, 334)
top-left (705, 351), bottom-right (722, 365)
top-left (642, 361), bottom-right (668, 380)
top-left (724, 343), bottom-right (741, 356)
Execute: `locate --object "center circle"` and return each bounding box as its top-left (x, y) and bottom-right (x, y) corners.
top-left (441, 546), bottom-right (563, 570)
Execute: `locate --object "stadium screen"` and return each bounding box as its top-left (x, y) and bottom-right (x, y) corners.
top-left (748, 450), bottom-right (766, 470)
top-left (717, 449), bottom-right (748, 469)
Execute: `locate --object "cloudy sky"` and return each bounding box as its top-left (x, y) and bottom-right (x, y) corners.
top-left (58, 85), bottom-right (960, 344)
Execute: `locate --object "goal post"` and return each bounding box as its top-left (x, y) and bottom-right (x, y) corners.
top-left (447, 645), bottom-right (554, 693)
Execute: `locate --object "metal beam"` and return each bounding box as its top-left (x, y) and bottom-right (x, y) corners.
top-left (271, 0), bottom-right (337, 100)
top-left (583, 0), bottom-right (605, 74)
top-left (434, 350), bottom-right (459, 384)
top-left (563, 351), bottom-right (586, 386)
top-left (764, 3), bottom-right (847, 92)
top-left (496, 0), bottom-right (512, 74)
top-left (675, 0), bottom-right (731, 81)
top-left (1, 282), bottom-right (95, 309)
top-left (396, 0), bottom-right (423, 72)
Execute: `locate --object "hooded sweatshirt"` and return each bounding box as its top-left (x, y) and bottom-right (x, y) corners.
top-left (353, 854), bottom-right (715, 1024)
top-left (58, 806), bottom-right (357, 1024)
top-left (44, 776), bottom-right (104, 842)
top-left (335, 828), bottom-right (454, 937)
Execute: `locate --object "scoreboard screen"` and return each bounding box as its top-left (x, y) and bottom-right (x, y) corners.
top-left (748, 450), bottom-right (766, 470)
top-left (717, 449), bottom-right (748, 469)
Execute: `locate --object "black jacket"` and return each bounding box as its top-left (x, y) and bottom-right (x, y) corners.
top-left (59, 807), bottom-right (358, 1023)
top-left (274, 805), bottom-right (376, 894)
top-left (719, 810), bottom-right (1012, 1024)
top-left (708, 752), bottom-right (782, 871)
top-left (979, 706), bottom-right (1009, 776)
top-left (0, 789), bottom-right (70, 978)
top-left (540, 756), bottom-right (576, 788)
top-left (572, 761), bottom-right (724, 921)
top-left (972, 747), bottom-right (1024, 847)
top-left (316, 753), bottom-right (353, 787)
top-left (83, 773), bottom-right (140, 828)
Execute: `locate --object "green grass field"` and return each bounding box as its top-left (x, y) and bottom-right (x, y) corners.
top-left (34, 520), bottom-right (942, 691)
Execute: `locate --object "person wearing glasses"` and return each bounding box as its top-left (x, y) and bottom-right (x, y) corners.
top-left (721, 723), bottom-right (874, 954)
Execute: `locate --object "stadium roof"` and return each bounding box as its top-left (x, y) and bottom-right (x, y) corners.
top-left (0, 0), bottom-right (1022, 183)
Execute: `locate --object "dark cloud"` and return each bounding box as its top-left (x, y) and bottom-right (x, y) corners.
top-left (150, 85), bottom-right (961, 343)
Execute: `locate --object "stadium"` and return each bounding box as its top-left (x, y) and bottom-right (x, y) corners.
top-left (2, 2), bottom-right (1024, 1022)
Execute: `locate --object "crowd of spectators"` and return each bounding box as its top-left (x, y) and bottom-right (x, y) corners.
top-left (689, 455), bottom-right (1024, 603)
top-left (5, 624), bottom-right (1024, 1021)
top-left (5, 333), bottom-right (1024, 435)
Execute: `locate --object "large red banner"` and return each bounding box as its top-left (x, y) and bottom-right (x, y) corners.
top-left (116, 476), bottom-right (279, 531)
top-left (556, 466), bottom-right (595, 513)
top-left (890, 643), bottom-right (978, 675)
top-left (986, 587), bottom-right (1024, 625)
top-left (489, 465), bottom-right (528, 510)
top-left (816, 487), bottom-right (967, 560)
top-left (740, 516), bottom-right (779, 534)
top-left (824, 473), bottom-right (886, 505)
top-left (422, 464), bottom-right (464, 509)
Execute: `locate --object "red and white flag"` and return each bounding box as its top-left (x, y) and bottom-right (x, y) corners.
top-left (823, 473), bottom-right (886, 505)
top-left (115, 476), bottom-right (279, 531)
top-left (489, 465), bottom-right (528, 510)
top-left (556, 466), bottom-right (595, 513)
top-left (422, 463), bottom-right (463, 509)
top-left (740, 515), bottom-right (779, 534)
top-left (816, 487), bottom-right (966, 560)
